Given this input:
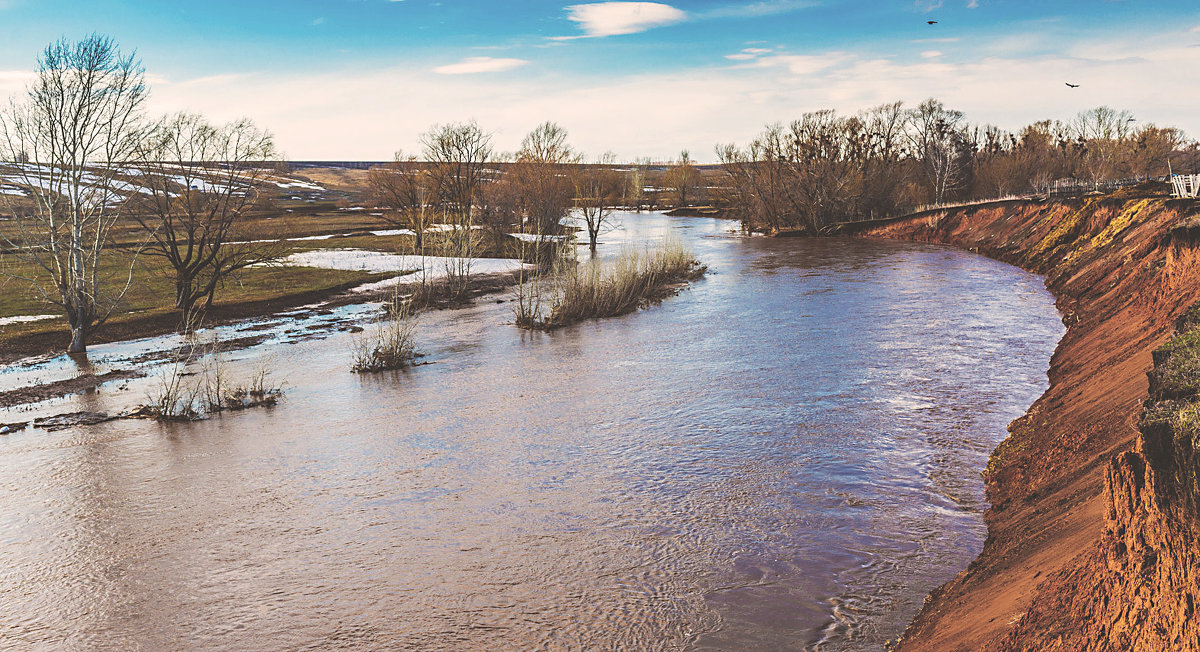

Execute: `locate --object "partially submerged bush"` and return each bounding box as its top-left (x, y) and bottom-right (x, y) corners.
top-left (517, 235), bottom-right (705, 330)
top-left (351, 294), bottom-right (420, 372)
top-left (143, 331), bottom-right (281, 420)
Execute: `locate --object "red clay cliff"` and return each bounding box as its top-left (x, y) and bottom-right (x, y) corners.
top-left (831, 188), bottom-right (1200, 650)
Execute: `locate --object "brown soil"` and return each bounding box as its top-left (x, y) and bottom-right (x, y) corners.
top-left (0, 369), bottom-right (143, 409)
top-left (835, 196), bottom-right (1200, 650)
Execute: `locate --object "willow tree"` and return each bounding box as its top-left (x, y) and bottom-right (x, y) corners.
top-left (0, 35), bottom-right (147, 353)
top-left (130, 113), bottom-right (279, 320)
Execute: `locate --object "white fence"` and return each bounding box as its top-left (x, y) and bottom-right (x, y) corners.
top-left (1172, 174), bottom-right (1200, 199)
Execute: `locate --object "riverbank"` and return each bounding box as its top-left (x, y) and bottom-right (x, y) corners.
top-left (836, 193), bottom-right (1200, 649)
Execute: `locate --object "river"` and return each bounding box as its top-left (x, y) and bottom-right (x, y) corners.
top-left (0, 212), bottom-right (1063, 650)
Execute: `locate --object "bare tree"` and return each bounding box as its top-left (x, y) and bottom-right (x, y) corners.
top-left (663, 150), bottom-right (702, 208)
top-left (0, 35), bottom-right (147, 353)
top-left (573, 154), bottom-right (623, 252)
top-left (511, 121), bottom-right (578, 237)
top-left (718, 125), bottom-right (794, 233)
top-left (907, 98), bottom-right (971, 205)
top-left (368, 151), bottom-right (433, 251)
top-left (623, 158), bottom-right (651, 211)
top-left (1130, 125), bottom-right (1187, 179)
top-left (1072, 106), bottom-right (1136, 184)
top-left (130, 113), bottom-right (279, 320)
top-left (420, 122), bottom-right (494, 299)
top-left (422, 121), bottom-right (493, 226)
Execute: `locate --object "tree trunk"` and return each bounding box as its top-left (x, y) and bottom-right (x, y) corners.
top-left (68, 322), bottom-right (88, 354)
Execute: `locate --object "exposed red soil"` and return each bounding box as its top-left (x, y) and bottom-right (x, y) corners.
top-left (833, 194), bottom-right (1200, 650)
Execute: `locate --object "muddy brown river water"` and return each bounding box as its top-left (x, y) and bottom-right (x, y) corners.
top-left (0, 213), bottom-right (1063, 650)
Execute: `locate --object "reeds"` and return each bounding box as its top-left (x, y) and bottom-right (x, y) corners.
top-left (144, 328), bottom-right (281, 420)
top-left (516, 234), bottom-right (704, 330)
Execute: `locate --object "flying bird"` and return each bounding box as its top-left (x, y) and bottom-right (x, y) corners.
top-left (1065, 82), bottom-right (1080, 88)
top-left (927, 20), bottom-right (938, 24)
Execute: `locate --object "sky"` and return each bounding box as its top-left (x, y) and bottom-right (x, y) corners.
top-left (0, 0), bottom-right (1198, 162)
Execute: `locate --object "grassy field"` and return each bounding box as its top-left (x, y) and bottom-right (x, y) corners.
top-left (0, 167), bottom-right (527, 359)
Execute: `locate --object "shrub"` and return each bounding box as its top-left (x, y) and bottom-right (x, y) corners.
top-left (351, 293), bottom-right (420, 372)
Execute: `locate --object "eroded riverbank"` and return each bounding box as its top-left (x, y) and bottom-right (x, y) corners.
top-left (841, 196), bottom-right (1200, 650)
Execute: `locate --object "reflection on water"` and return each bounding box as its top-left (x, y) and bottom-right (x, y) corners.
top-left (0, 213), bottom-right (1063, 650)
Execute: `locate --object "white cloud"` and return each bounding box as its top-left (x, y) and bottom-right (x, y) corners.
top-left (915, 0), bottom-right (942, 12)
top-left (921, 50), bottom-right (943, 58)
top-left (725, 47), bottom-right (773, 60)
top-left (0, 69), bottom-right (34, 95)
top-left (433, 57), bottom-right (529, 75)
top-left (563, 2), bottom-right (686, 38)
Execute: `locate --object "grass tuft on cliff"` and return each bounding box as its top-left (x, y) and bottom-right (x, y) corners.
top-left (1142, 300), bottom-right (1200, 460)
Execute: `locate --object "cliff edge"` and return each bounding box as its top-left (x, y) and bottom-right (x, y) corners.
top-left (834, 190), bottom-right (1200, 650)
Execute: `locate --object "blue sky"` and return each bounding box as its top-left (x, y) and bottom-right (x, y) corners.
top-left (1, 1), bottom-right (1198, 160)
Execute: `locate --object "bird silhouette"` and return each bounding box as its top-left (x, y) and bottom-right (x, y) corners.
top-left (1065, 82), bottom-right (1080, 88)
top-left (927, 20), bottom-right (938, 24)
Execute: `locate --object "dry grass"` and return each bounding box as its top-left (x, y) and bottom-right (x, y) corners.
top-left (517, 235), bottom-right (705, 330)
top-left (351, 292), bottom-right (420, 372)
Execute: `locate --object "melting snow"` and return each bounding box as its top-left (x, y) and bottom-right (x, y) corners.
top-left (0, 314), bottom-right (58, 327)
top-left (283, 248), bottom-right (528, 293)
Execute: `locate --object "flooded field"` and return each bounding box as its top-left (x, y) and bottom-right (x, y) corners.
top-left (0, 213), bottom-right (1063, 650)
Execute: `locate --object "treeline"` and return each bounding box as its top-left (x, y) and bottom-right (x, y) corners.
top-left (367, 122), bottom-right (705, 251)
top-left (716, 99), bottom-right (1200, 233)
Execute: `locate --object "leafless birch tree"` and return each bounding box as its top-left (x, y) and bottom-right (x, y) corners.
top-left (0, 35), bottom-right (147, 353)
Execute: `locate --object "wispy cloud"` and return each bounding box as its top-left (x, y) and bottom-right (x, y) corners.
top-left (703, 0), bottom-right (816, 19)
top-left (725, 47), bottom-right (773, 61)
top-left (559, 2), bottom-right (687, 38)
top-left (433, 57), bottom-right (529, 74)
top-left (728, 51), bottom-right (850, 75)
